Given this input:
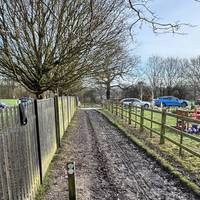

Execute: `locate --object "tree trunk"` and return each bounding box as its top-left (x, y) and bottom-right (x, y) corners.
top-left (140, 85), bottom-right (143, 100)
top-left (106, 84), bottom-right (111, 100)
top-left (36, 93), bottom-right (43, 99)
top-left (151, 88), bottom-right (154, 100)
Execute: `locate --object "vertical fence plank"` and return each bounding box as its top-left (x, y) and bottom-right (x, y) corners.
top-left (150, 110), bottom-right (153, 138)
top-left (54, 95), bottom-right (61, 148)
top-left (160, 109), bottom-right (166, 144)
top-left (179, 119), bottom-right (185, 156)
top-left (121, 104), bottom-right (123, 119)
top-left (61, 97), bottom-right (65, 134)
top-left (111, 102), bottom-right (114, 114)
top-left (0, 110), bottom-right (9, 200)
top-left (135, 106), bottom-right (137, 128)
top-left (140, 106), bottom-right (144, 132)
top-left (128, 104), bottom-right (131, 125)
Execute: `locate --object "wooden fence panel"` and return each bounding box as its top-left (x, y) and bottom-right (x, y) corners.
top-left (62, 97), bottom-right (68, 131)
top-left (37, 98), bottom-right (57, 179)
top-left (0, 103), bottom-right (40, 200)
top-left (0, 96), bottom-right (77, 199)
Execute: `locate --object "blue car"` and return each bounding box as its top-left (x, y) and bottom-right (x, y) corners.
top-left (154, 96), bottom-right (188, 107)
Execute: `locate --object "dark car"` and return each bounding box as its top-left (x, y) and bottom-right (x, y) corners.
top-left (154, 96), bottom-right (188, 107)
top-left (0, 103), bottom-right (7, 109)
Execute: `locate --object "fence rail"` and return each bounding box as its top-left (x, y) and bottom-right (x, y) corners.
top-left (104, 102), bottom-right (200, 159)
top-left (0, 96), bottom-right (77, 200)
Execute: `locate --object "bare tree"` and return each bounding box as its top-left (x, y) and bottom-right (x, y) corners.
top-left (92, 40), bottom-right (139, 100)
top-left (127, 0), bottom-right (190, 34)
top-left (162, 57), bottom-right (183, 95)
top-left (185, 56), bottom-right (200, 101)
top-left (0, 0), bottom-right (125, 98)
top-left (146, 56), bottom-right (164, 99)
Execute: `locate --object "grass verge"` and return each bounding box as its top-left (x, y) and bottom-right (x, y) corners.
top-left (35, 165), bottom-right (52, 200)
top-left (98, 109), bottom-right (200, 196)
top-left (0, 99), bottom-right (17, 106)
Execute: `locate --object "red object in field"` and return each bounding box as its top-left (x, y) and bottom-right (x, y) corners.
top-left (192, 108), bottom-right (200, 119)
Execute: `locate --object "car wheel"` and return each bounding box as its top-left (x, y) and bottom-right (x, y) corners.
top-left (144, 104), bottom-right (149, 108)
top-left (181, 102), bottom-right (187, 107)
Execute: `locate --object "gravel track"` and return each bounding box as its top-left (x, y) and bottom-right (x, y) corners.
top-left (43, 110), bottom-right (199, 200)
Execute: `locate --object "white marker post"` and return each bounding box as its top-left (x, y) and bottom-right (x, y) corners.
top-left (67, 161), bottom-right (76, 200)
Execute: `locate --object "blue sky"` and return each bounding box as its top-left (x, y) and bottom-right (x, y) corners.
top-left (132, 0), bottom-right (200, 61)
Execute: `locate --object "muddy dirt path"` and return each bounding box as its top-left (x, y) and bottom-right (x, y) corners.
top-left (43, 110), bottom-right (199, 200)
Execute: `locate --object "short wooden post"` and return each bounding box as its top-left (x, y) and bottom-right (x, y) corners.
top-left (128, 104), bottom-right (131, 124)
top-left (121, 104), bottom-right (123, 119)
top-left (150, 110), bottom-right (153, 138)
top-left (67, 161), bottom-right (76, 200)
top-left (140, 106), bottom-right (144, 132)
top-left (160, 109), bottom-right (166, 144)
top-left (115, 104), bottom-right (118, 116)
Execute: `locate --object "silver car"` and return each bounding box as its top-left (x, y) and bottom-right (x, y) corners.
top-left (120, 98), bottom-right (150, 108)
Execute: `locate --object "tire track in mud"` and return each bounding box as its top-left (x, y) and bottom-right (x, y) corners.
top-left (86, 111), bottom-right (121, 199)
top-left (85, 110), bottom-right (199, 200)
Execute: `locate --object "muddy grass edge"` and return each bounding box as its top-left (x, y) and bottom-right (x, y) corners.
top-left (98, 109), bottom-right (200, 197)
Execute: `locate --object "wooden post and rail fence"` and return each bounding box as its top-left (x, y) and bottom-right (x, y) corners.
top-left (103, 102), bottom-right (200, 159)
top-left (0, 96), bottom-right (77, 200)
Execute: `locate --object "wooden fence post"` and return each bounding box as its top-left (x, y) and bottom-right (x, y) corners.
top-left (111, 102), bottom-right (114, 114)
top-left (150, 110), bottom-right (153, 138)
top-left (54, 95), bottom-right (61, 148)
top-left (140, 106), bottom-right (144, 132)
top-left (160, 109), bottom-right (166, 144)
top-left (179, 119), bottom-right (185, 156)
top-left (135, 106), bottom-right (137, 128)
top-left (121, 104), bottom-right (123, 119)
top-left (34, 99), bottom-right (43, 184)
top-left (61, 97), bottom-right (65, 133)
top-left (115, 104), bottom-right (118, 116)
top-left (128, 104), bottom-right (131, 124)
top-left (67, 161), bottom-right (76, 200)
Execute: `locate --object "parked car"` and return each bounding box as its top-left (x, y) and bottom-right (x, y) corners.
top-left (18, 97), bottom-right (33, 104)
top-left (120, 98), bottom-right (150, 108)
top-left (154, 96), bottom-right (188, 107)
top-left (0, 103), bottom-right (7, 109)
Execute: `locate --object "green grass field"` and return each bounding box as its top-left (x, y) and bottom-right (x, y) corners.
top-left (0, 99), bottom-right (17, 106)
